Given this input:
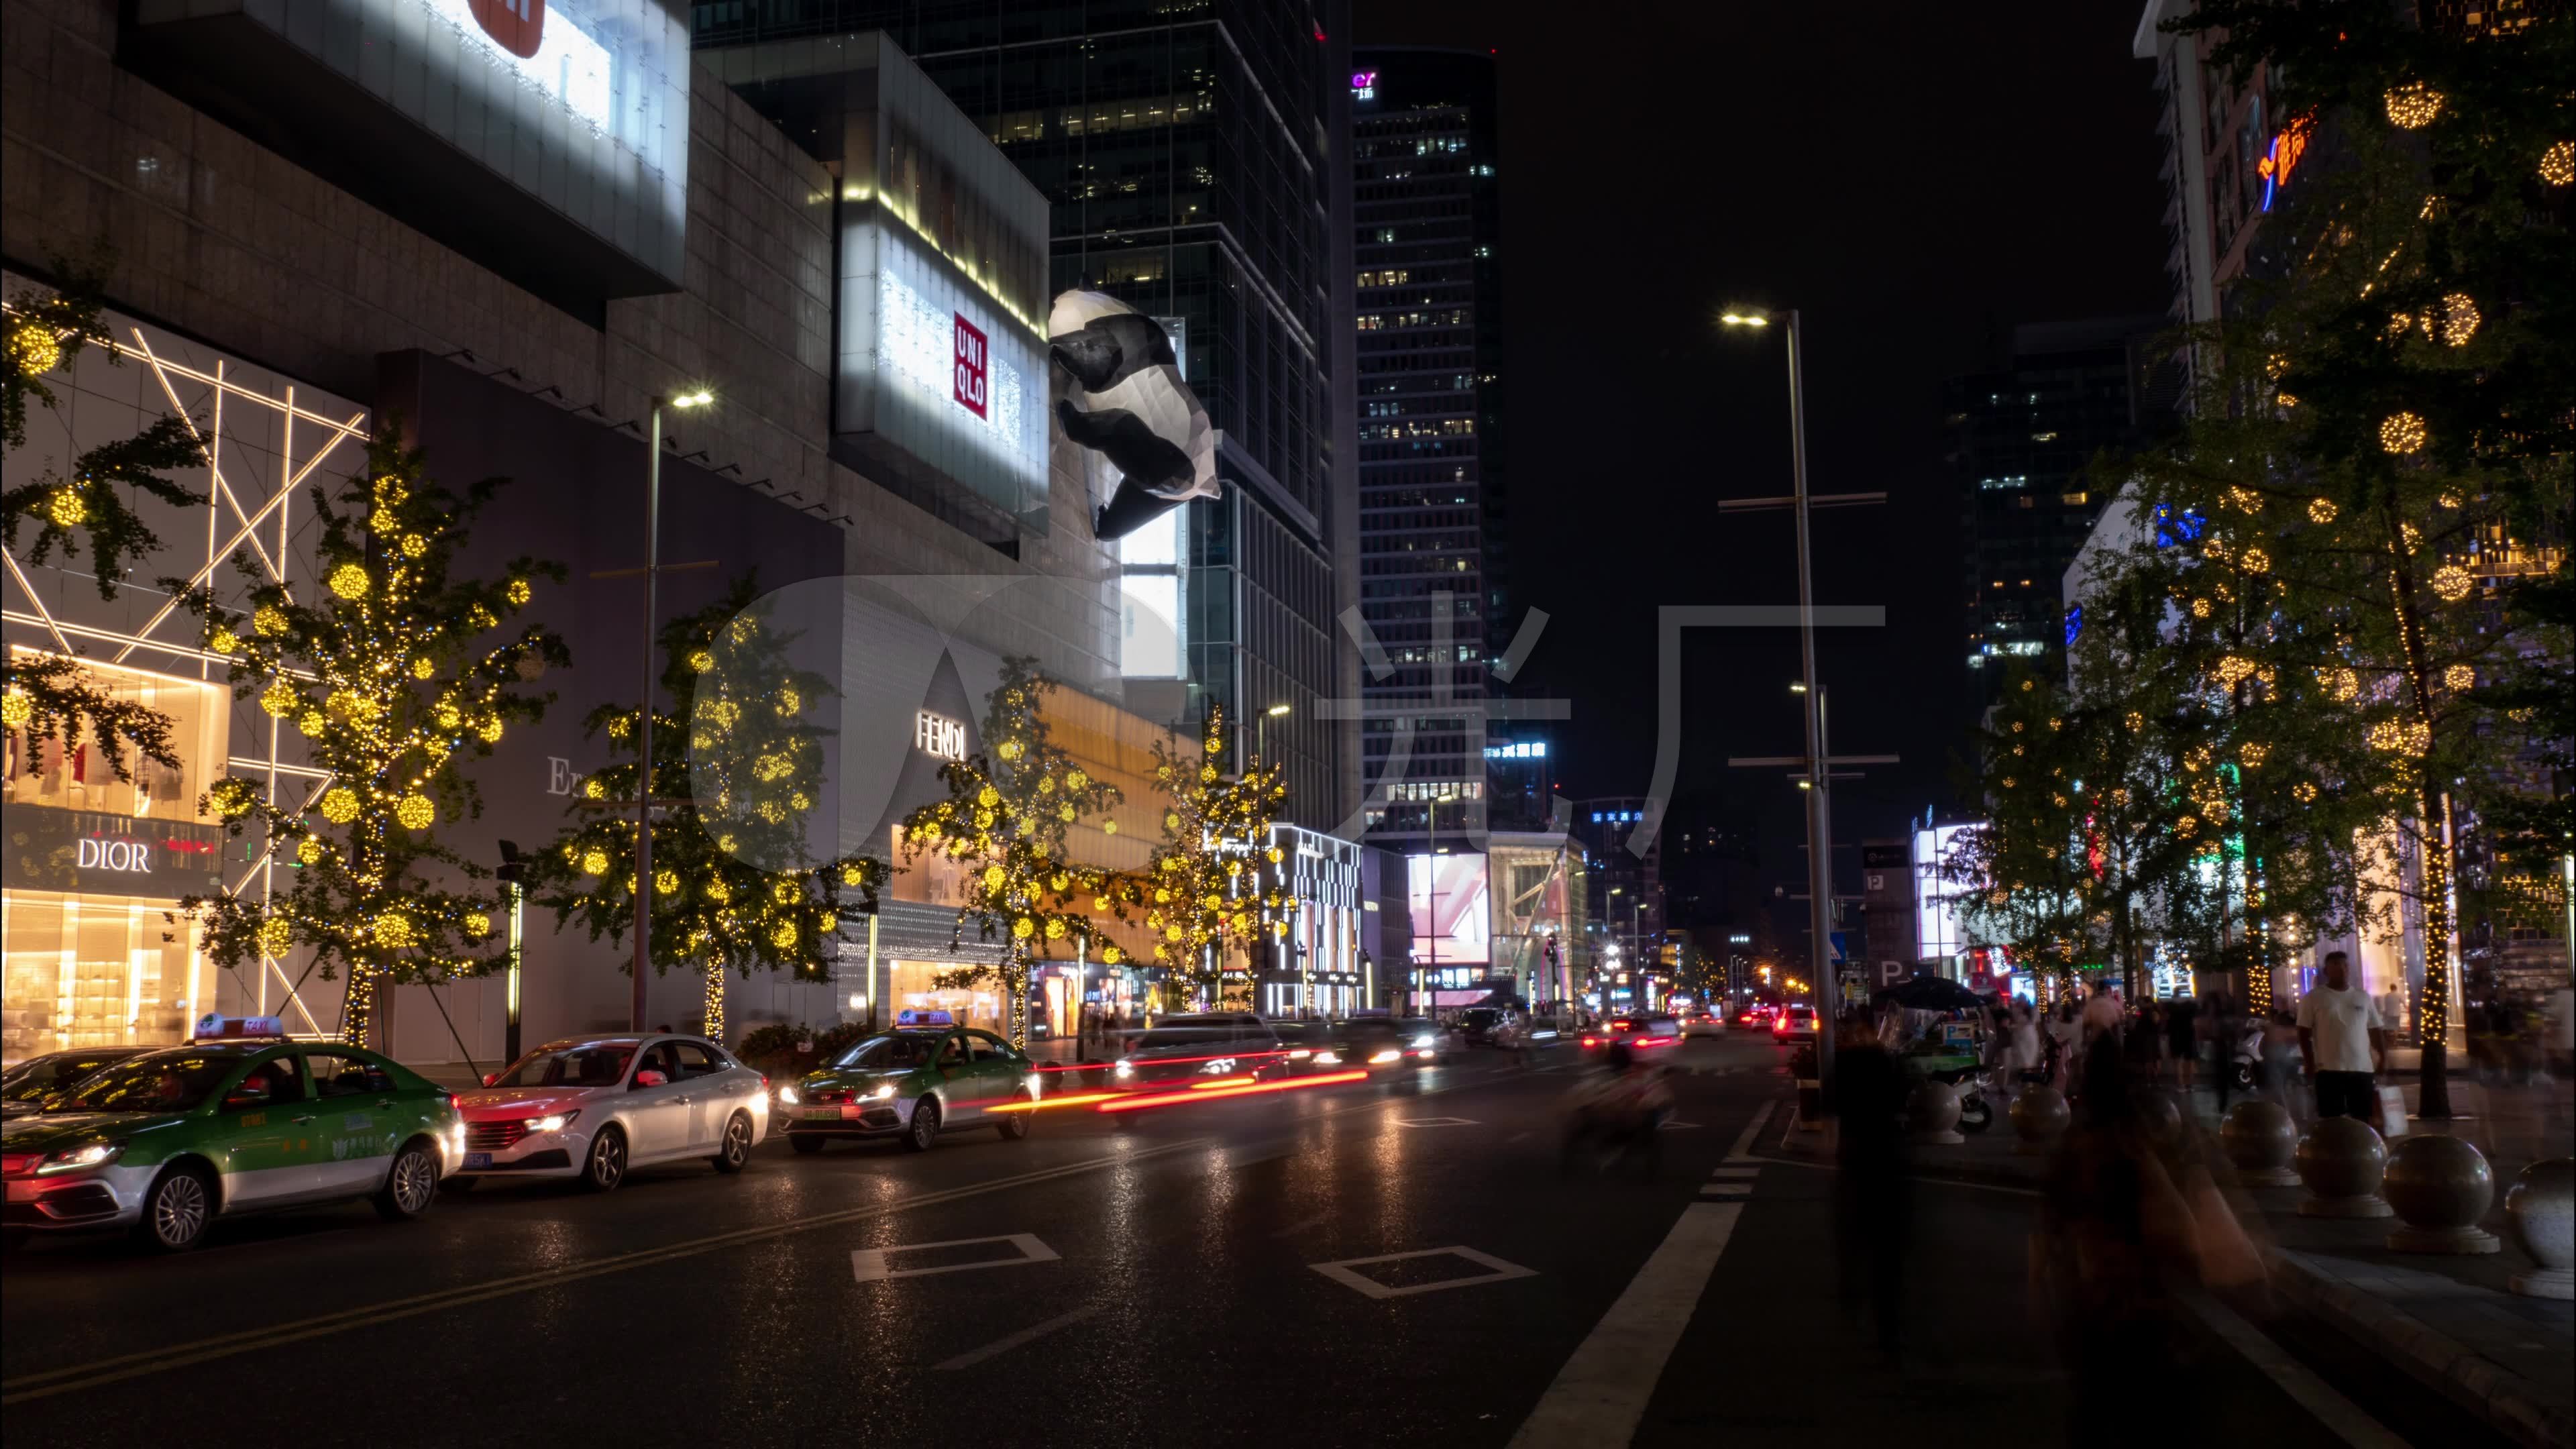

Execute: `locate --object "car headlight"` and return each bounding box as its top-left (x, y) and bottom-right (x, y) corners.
top-left (36, 1142), bottom-right (123, 1174)
top-left (1368, 1049), bottom-right (1402, 1065)
top-left (1313, 1051), bottom-right (1341, 1065)
top-left (525, 1110), bottom-right (580, 1133)
top-left (870, 1083), bottom-right (897, 1101)
top-left (1113, 1060), bottom-right (1136, 1078)
top-left (776, 1084), bottom-right (801, 1106)
top-left (1409, 1034), bottom-right (1436, 1050)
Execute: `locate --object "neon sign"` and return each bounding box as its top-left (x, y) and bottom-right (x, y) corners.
top-left (2256, 118), bottom-right (2311, 213)
top-left (1350, 70), bottom-right (1377, 100)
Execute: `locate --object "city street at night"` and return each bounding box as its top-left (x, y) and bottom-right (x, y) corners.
top-left (1, 1034), bottom-right (2507, 1447)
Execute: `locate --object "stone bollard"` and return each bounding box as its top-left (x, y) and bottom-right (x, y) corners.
top-left (1908, 1078), bottom-right (1964, 1145)
top-left (2296, 1116), bottom-right (2393, 1218)
top-left (2504, 1159), bottom-right (2574, 1297)
top-left (2135, 1089), bottom-right (2184, 1148)
top-left (2009, 1085), bottom-right (2069, 1156)
top-left (2221, 1098), bottom-right (2302, 1187)
top-left (2384, 1134), bottom-right (2502, 1253)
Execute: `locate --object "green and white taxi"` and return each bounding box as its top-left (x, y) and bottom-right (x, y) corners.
top-left (1, 1036), bottom-right (462, 1252)
top-left (780, 1012), bottom-right (1039, 1153)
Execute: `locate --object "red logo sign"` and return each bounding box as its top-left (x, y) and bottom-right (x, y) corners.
top-left (468, 0), bottom-right (545, 59)
top-left (952, 315), bottom-right (988, 418)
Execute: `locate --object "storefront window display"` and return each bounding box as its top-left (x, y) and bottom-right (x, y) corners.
top-left (3, 656), bottom-right (229, 1063)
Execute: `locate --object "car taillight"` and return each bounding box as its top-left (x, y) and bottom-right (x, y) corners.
top-left (447, 1092), bottom-right (462, 1112)
top-left (759, 1075), bottom-right (770, 1092)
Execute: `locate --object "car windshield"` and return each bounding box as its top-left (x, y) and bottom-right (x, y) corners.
top-left (830, 1034), bottom-right (937, 1069)
top-left (44, 1052), bottom-right (237, 1114)
top-left (2, 1053), bottom-right (127, 1102)
top-left (489, 1042), bottom-right (635, 1088)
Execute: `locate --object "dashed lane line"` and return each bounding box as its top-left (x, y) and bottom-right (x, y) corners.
top-left (0, 1137), bottom-right (1214, 1405)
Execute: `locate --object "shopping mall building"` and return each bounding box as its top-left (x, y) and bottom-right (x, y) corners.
top-left (1, 1), bottom-right (1370, 1061)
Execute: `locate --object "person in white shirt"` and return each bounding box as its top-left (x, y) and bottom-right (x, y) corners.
top-left (2375, 981), bottom-right (2407, 1040)
top-left (2297, 951), bottom-right (2387, 1121)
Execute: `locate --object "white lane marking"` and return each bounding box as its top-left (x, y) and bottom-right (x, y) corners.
top-left (1506, 1202), bottom-right (1744, 1448)
top-left (1395, 1116), bottom-right (1478, 1128)
top-left (932, 1303), bottom-right (1103, 1371)
top-left (2178, 1286), bottom-right (2410, 1449)
top-left (1723, 1102), bottom-right (1776, 1162)
top-left (0, 1136), bottom-right (1214, 1405)
top-left (1269, 1212), bottom-right (1329, 1238)
top-left (1655, 1120), bottom-right (1702, 1131)
top-left (1698, 1185), bottom-right (1750, 1199)
top-left (1707, 1167), bottom-right (1760, 1179)
top-left (1310, 1245), bottom-right (1540, 1300)
top-left (851, 1232), bottom-right (1059, 1283)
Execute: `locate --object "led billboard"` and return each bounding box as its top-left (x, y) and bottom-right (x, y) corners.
top-left (1913, 822), bottom-right (1985, 967)
top-left (1407, 853), bottom-right (1491, 969)
top-left (125, 0), bottom-right (689, 311)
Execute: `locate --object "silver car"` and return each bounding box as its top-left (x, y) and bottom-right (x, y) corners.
top-left (448, 1035), bottom-right (769, 1191)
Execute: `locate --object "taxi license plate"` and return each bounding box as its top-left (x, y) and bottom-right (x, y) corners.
top-left (802, 1107), bottom-right (841, 1121)
top-left (464, 1152), bottom-right (492, 1169)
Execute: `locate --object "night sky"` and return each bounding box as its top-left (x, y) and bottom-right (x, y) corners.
top-left (1362, 0), bottom-right (2173, 901)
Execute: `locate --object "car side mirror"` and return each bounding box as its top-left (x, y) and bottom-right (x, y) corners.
top-left (633, 1069), bottom-right (667, 1089)
top-left (223, 1083), bottom-right (270, 1110)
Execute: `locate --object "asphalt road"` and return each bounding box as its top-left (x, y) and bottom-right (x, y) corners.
top-left (0, 1032), bottom-right (2496, 1447)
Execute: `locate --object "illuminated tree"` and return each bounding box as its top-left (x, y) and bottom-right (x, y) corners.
top-left (177, 427), bottom-right (569, 1046)
top-left (1141, 704), bottom-right (1289, 1010)
top-left (527, 578), bottom-right (883, 1041)
top-left (3, 257), bottom-right (207, 773)
top-left (897, 658), bottom-right (1126, 1049)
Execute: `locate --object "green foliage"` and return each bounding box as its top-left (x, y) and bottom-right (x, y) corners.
top-left (1141, 703), bottom-right (1289, 1009)
top-left (174, 425), bottom-right (569, 1044)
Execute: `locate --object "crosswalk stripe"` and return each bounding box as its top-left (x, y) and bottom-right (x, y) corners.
top-left (1707, 1166), bottom-right (1759, 1179)
top-left (1699, 1185), bottom-right (1750, 1198)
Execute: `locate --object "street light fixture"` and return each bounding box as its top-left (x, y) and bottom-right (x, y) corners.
top-left (631, 386), bottom-right (714, 1032)
top-left (1256, 702), bottom-right (1291, 763)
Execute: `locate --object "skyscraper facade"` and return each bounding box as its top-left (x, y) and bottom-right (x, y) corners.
top-left (1947, 317), bottom-right (2165, 716)
top-left (696, 1), bottom-right (1356, 830)
top-left (1347, 47), bottom-right (1507, 849)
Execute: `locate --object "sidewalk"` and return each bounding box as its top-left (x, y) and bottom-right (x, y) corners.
top-left (1776, 1076), bottom-right (2575, 1449)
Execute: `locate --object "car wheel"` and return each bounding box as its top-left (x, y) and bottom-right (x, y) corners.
top-left (788, 1132), bottom-right (826, 1155)
top-left (374, 1140), bottom-right (441, 1221)
top-left (711, 1112), bottom-right (754, 1173)
top-left (581, 1125), bottom-right (629, 1192)
top-left (997, 1090), bottom-right (1032, 1140)
top-left (904, 1097), bottom-right (941, 1152)
top-left (136, 1164), bottom-right (216, 1253)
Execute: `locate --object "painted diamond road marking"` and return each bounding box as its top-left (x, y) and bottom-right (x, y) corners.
top-left (1310, 1246), bottom-right (1540, 1300)
top-left (852, 1233), bottom-right (1059, 1283)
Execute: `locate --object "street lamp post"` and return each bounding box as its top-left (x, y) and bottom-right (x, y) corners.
top-left (1719, 309), bottom-right (1838, 1104)
top-left (631, 388), bottom-right (712, 1032)
top-left (1258, 702), bottom-right (1291, 763)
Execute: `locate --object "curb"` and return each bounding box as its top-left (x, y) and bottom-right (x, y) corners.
top-left (2269, 1248), bottom-right (2571, 1449)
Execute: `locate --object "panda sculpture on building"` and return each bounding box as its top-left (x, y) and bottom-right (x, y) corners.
top-left (1048, 290), bottom-right (1218, 539)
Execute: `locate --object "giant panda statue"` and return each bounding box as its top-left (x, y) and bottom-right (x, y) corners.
top-left (1048, 290), bottom-right (1217, 539)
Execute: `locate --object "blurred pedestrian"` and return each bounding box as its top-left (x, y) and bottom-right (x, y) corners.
top-left (2129, 999), bottom-right (2167, 1084)
top-left (2165, 993), bottom-right (2198, 1093)
top-left (2296, 951), bottom-right (2386, 1121)
top-left (1834, 1020), bottom-right (1911, 1366)
top-left (2002, 1002), bottom-right (2042, 1105)
top-left (2047, 1002), bottom-right (2081, 1091)
top-left (2375, 979), bottom-right (2407, 1044)
top-left (2205, 987), bottom-right (2243, 1115)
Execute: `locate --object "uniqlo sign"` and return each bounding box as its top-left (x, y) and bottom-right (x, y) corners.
top-left (952, 315), bottom-right (988, 417)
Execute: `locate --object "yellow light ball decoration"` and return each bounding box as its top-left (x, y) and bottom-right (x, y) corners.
top-left (399, 534), bottom-right (428, 559)
top-left (2379, 412), bottom-right (2427, 455)
top-left (506, 578), bottom-right (532, 606)
top-left (688, 649), bottom-right (714, 672)
top-left (477, 716), bottom-right (504, 743)
top-left (2443, 663), bottom-right (2475, 691)
top-left (1, 688), bottom-right (33, 729)
top-left (258, 918), bottom-right (294, 958)
top-left (2383, 83), bottom-right (2443, 129)
top-left (297, 837), bottom-right (323, 865)
top-left (981, 865), bottom-right (1006, 890)
top-left (2538, 140), bottom-right (2574, 187)
top-left (2190, 598), bottom-right (2213, 619)
top-left (580, 847), bottom-right (610, 875)
top-left (841, 863), bottom-right (869, 887)
top-left (2294, 782), bottom-right (2319, 804)
top-left (463, 912), bottom-right (492, 938)
top-left (1102, 946), bottom-right (1123, 966)
top-left (209, 779), bottom-right (256, 818)
top-left (44, 488), bottom-right (86, 528)
top-left (1103, 820), bottom-right (1117, 835)
top-left (770, 920), bottom-right (798, 951)
top-left (375, 910), bottom-right (419, 949)
top-left (320, 786), bottom-right (361, 823)
top-left (1012, 916), bottom-right (1035, 940)
top-left (2240, 741), bottom-right (2269, 768)
top-left (327, 562), bottom-right (370, 599)
top-left (395, 794), bottom-right (435, 830)
top-left (704, 877), bottom-right (731, 904)
top-left (260, 681), bottom-right (299, 716)
top-left (2240, 547), bottom-right (2269, 574)
top-left (2308, 498), bottom-right (2339, 524)
top-left (411, 657), bottom-right (435, 680)
top-left (9, 320), bottom-right (63, 376)
top-left (996, 740), bottom-right (1022, 761)
top-left (2430, 564), bottom-right (2473, 602)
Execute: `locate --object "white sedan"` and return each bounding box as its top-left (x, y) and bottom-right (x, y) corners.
top-left (449, 1035), bottom-right (769, 1191)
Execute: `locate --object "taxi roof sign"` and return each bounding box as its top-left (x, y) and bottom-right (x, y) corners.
top-left (192, 1014), bottom-right (288, 1042)
top-left (894, 1009), bottom-right (954, 1026)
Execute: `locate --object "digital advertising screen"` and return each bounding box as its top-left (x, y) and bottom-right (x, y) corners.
top-left (1407, 853), bottom-right (1490, 969)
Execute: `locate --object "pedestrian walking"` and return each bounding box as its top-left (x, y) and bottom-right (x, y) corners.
top-left (2296, 950), bottom-right (2387, 1121)
top-left (1833, 1022), bottom-right (1911, 1366)
top-left (2164, 994), bottom-right (2198, 1093)
top-left (2205, 988), bottom-right (2242, 1115)
top-left (2375, 979), bottom-right (2407, 1044)
top-left (2128, 999), bottom-right (2166, 1084)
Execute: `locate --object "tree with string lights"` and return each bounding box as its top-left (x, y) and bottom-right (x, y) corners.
top-left (3, 257), bottom-right (207, 772)
top-left (896, 659), bottom-right (1126, 1049)
top-left (174, 427), bottom-right (569, 1047)
top-left (526, 578), bottom-right (883, 1042)
top-left (1140, 704), bottom-right (1289, 1011)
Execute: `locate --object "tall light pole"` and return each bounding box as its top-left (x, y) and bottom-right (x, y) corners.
top-left (632, 388), bottom-right (713, 1032)
top-left (1258, 701), bottom-right (1291, 762)
top-left (1720, 309), bottom-right (1837, 1102)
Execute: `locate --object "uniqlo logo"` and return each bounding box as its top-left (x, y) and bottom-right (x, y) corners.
top-left (952, 315), bottom-right (988, 418)
top-left (469, 0), bottom-right (545, 59)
